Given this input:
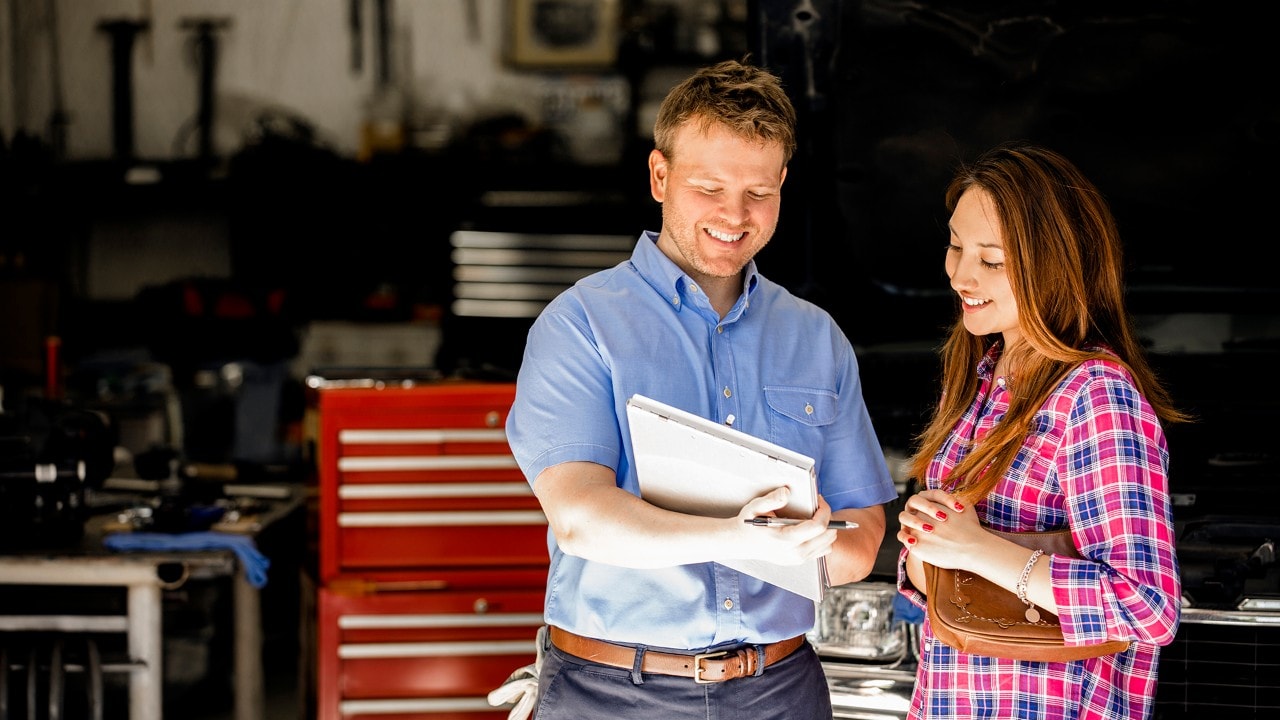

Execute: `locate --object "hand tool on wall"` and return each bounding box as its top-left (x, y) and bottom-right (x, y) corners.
top-left (96, 18), bottom-right (150, 162)
top-left (177, 17), bottom-right (232, 164)
top-left (350, 0), bottom-right (363, 72)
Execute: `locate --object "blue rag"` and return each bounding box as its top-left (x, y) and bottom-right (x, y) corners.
top-left (103, 531), bottom-right (271, 588)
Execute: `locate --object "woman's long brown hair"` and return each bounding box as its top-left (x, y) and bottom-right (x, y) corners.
top-left (907, 142), bottom-right (1188, 504)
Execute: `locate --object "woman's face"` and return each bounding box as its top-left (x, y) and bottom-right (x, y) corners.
top-left (945, 187), bottom-right (1021, 348)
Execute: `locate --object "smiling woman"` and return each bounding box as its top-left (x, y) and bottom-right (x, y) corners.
top-left (766, 2), bottom-right (1280, 718)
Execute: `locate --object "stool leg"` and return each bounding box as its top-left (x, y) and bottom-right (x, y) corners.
top-left (48, 638), bottom-right (64, 720)
top-left (0, 643), bottom-right (8, 720)
top-left (85, 639), bottom-right (103, 720)
top-left (24, 648), bottom-right (35, 720)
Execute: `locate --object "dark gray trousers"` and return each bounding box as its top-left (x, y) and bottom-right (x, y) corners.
top-left (533, 637), bottom-right (834, 719)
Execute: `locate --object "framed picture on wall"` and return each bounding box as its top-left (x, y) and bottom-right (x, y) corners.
top-left (506, 0), bottom-right (622, 69)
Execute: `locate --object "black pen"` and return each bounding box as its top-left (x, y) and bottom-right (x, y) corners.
top-left (745, 517), bottom-right (858, 530)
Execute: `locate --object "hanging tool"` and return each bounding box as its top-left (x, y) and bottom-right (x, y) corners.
top-left (350, 0), bottom-right (363, 72)
top-left (44, 0), bottom-right (68, 158)
top-left (177, 17), bottom-right (232, 164)
top-left (375, 0), bottom-right (393, 87)
top-left (96, 18), bottom-right (150, 162)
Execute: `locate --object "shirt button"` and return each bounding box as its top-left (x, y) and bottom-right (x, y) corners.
top-left (716, 325), bottom-right (723, 334)
top-left (723, 598), bottom-right (734, 610)
top-left (723, 387), bottom-right (732, 399)
top-left (996, 376), bottom-right (1006, 387)
top-left (671, 295), bottom-right (680, 306)
top-left (804, 403), bottom-right (814, 416)
top-left (689, 284), bottom-right (699, 294)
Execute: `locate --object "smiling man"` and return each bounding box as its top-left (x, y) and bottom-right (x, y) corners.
top-left (504, 59), bottom-right (897, 719)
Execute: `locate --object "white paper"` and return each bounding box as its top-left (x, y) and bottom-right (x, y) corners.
top-left (626, 394), bottom-right (827, 601)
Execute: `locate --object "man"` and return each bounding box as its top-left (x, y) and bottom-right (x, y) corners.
top-left (505, 59), bottom-right (896, 719)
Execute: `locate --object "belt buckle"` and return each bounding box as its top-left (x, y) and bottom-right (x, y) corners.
top-left (693, 650), bottom-right (730, 684)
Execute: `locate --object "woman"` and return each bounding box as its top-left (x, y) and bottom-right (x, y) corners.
top-left (896, 142), bottom-right (1185, 719)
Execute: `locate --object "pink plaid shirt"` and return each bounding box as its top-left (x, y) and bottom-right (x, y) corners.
top-left (898, 347), bottom-right (1181, 719)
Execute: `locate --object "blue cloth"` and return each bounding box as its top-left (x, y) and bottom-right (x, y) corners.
top-left (506, 231), bottom-right (898, 649)
top-left (103, 531), bottom-right (271, 588)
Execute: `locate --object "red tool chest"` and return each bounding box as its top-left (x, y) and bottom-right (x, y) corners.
top-left (307, 379), bottom-right (547, 719)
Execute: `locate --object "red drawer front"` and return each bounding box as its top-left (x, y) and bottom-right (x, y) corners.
top-left (338, 524), bottom-right (548, 569)
top-left (311, 382), bottom-right (550, 581)
top-left (318, 586), bottom-right (544, 719)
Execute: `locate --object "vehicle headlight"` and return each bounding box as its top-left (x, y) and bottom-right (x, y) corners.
top-left (809, 582), bottom-right (908, 660)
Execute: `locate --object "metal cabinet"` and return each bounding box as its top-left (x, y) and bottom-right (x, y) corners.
top-left (307, 379), bottom-right (546, 719)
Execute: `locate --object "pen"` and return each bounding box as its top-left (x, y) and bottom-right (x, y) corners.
top-left (745, 517), bottom-right (858, 530)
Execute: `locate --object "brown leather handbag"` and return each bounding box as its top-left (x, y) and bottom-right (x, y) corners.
top-left (924, 528), bottom-right (1131, 662)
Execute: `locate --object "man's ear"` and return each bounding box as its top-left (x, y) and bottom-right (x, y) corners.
top-left (649, 149), bottom-right (668, 202)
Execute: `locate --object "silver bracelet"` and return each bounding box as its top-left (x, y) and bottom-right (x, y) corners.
top-left (1016, 549), bottom-right (1045, 622)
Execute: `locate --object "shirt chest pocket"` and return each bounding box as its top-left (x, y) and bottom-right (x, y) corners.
top-left (763, 386), bottom-right (838, 457)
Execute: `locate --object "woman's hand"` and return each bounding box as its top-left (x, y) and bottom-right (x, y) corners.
top-left (896, 489), bottom-right (983, 570)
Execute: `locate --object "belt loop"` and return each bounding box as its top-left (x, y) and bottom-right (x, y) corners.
top-left (752, 644), bottom-right (766, 677)
top-left (630, 645), bottom-right (646, 685)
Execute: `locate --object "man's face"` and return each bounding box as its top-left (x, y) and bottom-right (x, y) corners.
top-left (649, 121), bottom-right (787, 283)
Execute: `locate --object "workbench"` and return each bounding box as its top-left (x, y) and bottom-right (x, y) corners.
top-left (0, 486), bottom-right (303, 720)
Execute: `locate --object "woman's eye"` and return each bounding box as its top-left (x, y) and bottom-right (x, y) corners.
top-left (981, 259), bottom-right (1004, 270)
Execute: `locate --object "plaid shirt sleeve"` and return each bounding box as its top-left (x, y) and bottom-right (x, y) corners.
top-left (1049, 360), bottom-right (1182, 647)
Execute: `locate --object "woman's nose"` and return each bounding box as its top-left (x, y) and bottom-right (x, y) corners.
top-left (947, 256), bottom-right (977, 289)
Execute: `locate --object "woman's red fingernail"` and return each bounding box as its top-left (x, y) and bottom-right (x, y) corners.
top-left (953, 503), bottom-right (964, 511)
top-left (921, 523), bottom-right (934, 533)
top-left (935, 511), bottom-right (948, 521)
top-left (906, 536), bottom-right (917, 545)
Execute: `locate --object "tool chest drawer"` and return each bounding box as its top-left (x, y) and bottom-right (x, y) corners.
top-left (317, 584), bottom-right (545, 718)
top-left (308, 380), bottom-right (548, 583)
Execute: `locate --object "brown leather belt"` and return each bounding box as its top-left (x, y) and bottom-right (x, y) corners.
top-left (548, 626), bottom-right (807, 684)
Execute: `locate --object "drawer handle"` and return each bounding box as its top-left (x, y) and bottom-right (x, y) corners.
top-left (340, 697), bottom-right (496, 714)
top-left (338, 455), bottom-right (518, 472)
top-left (339, 612), bottom-right (545, 630)
top-left (339, 428), bottom-right (507, 444)
top-left (339, 639), bottom-right (536, 659)
top-left (339, 482), bottom-right (532, 500)
top-left (337, 510), bottom-right (546, 527)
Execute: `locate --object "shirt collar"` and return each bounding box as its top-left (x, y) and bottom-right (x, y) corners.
top-left (630, 230), bottom-right (760, 317)
top-left (977, 342), bottom-right (1001, 381)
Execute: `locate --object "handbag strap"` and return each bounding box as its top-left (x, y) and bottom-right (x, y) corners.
top-left (986, 527), bottom-right (1081, 559)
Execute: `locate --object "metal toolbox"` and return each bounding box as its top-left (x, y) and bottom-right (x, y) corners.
top-left (306, 379), bottom-right (547, 719)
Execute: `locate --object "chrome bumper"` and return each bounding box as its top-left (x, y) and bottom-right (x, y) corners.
top-left (822, 660), bottom-right (915, 720)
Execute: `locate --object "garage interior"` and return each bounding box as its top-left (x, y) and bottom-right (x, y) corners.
top-left (2, 1), bottom-right (1277, 719)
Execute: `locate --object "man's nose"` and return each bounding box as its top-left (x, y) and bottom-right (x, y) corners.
top-left (718, 194), bottom-right (750, 224)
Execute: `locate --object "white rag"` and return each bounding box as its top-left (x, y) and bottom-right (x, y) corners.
top-left (487, 625), bottom-right (547, 720)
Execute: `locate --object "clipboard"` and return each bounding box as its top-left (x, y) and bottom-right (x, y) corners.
top-left (625, 394), bottom-right (829, 602)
